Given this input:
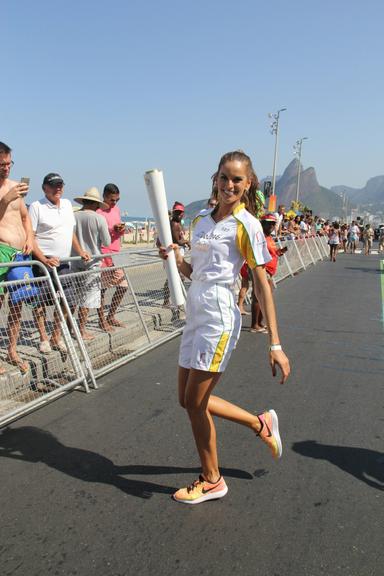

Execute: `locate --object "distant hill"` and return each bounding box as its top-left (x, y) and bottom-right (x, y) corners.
top-left (184, 199), bottom-right (208, 221)
top-left (332, 176), bottom-right (384, 206)
top-left (185, 160), bottom-right (384, 219)
top-left (273, 159), bottom-right (343, 217)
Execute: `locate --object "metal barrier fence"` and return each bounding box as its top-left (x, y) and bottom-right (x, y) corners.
top-left (274, 235), bottom-right (328, 284)
top-left (0, 260), bottom-right (89, 427)
top-left (0, 236), bottom-right (329, 427)
top-left (51, 254), bottom-right (186, 381)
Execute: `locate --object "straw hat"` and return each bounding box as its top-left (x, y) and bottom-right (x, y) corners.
top-left (74, 187), bottom-right (108, 208)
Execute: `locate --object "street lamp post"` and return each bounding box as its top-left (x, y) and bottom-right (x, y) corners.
top-left (269, 107), bottom-right (287, 197)
top-left (293, 137), bottom-right (308, 203)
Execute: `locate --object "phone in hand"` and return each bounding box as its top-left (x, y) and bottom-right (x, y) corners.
top-left (20, 177), bottom-right (30, 196)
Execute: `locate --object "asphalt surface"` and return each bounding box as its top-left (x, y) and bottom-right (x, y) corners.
top-left (1, 252), bottom-right (383, 576)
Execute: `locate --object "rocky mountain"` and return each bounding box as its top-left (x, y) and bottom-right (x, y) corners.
top-left (185, 159), bottom-right (384, 220)
top-left (273, 159), bottom-right (344, 217)
top-left (331, 176), bottom-right (384, 205)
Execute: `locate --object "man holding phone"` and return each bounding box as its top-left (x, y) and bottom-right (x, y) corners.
top-left (0, 141), bottom-right (34, 373)
top-left (96, 183), bottom-right (128, 330)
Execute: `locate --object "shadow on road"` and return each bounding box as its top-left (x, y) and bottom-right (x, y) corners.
top-left (0, 426), bottom-right (252, 499)
top-left (292, 440), bottom-right (384, 491)
top-left (344, 266), bottom-right (384, 274)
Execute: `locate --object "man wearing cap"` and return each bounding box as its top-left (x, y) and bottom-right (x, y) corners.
top-left (170, 202), bottom-right (190, 251)
top-left (0, 142), bottom-right (34, 373)
top-left (29, 173), bottom-right (91, 353)
top-left (70, 187), bottom-right (111, 340)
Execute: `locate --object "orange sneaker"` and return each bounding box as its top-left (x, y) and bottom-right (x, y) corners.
top-left (173, 475), bottom-right (228, 505)
top-left (257, 409), bottom-right (282, 459)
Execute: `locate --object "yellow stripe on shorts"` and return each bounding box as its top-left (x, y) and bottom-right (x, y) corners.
top-left (210, 332), bottom-right (230, 372)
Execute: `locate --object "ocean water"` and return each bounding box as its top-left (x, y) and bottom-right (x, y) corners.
top-left (122, 215), bottom-right (152, 224)
top-left (122, 215), bottom-right (192, 226)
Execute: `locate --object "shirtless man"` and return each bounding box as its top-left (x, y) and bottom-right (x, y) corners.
top-left (0, 142), bottom-right (34, 373)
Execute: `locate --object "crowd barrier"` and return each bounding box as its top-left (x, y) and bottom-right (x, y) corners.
top-left (0, 260), bottom-right (89, 427)
top-left (0, 236), bottom-right (329, 427)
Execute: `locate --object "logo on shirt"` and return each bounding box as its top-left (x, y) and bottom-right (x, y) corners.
top-left (197, 232), bottom-right (221, 240)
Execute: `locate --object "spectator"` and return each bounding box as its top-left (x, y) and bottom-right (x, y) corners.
top-left (276, 204), bottom-right (286, 236)
top-left (170, 202), bottom-right (190, 251)
top-left (163, 202), bottom-right (190, 307)
top-left (0, 142), bottom-right (33, 373)
top-left (97, 183), bottom-right (127, 331)
top-left (307, 216), bottom-right (316, 237)
top-left (379, 227), bottom-right (384, 254)
top-left (299, 215), bottom-right (308, 238)
top-left (328, 222), bottom-right (340, 262)
top-left (207, 197), bottom-right (218, 209)
top-left (347, 220), bottom-right (360, 254)
top-left (340, 223), bottom-right (348, 252)
top-left (237, 262), bottom-right (251, 315)
top-left (251, 213), bottom-right (288, 332)
top-left (322, 220), bottom-right (331, 237)
top-left (316, 218), bottom-right (325, 236)
top-left (30, 173), bottom-right (90, 353)
top-left (288, 215), bottom-right (300, 238)
top-left (71, 187), bottom-right (111, 340)
top-left (362, 224), bottom-right (374, 255)
top-left (280, 216), bottom-right (290, 236)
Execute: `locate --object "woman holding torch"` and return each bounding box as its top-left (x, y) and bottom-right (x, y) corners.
top-left (160, 151), bottom-right (290, 504)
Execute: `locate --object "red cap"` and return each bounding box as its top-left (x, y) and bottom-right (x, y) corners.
top-left (173, 202), bottom-right (185, 211)
top-left (261, 213), bottom-right (278, 222)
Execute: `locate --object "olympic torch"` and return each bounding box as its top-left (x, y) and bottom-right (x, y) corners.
top-left (144, 169), bottom-right (185, 307)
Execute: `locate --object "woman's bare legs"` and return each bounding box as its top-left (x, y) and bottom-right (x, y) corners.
top-left (178, 366), bottom-right (262, 483)
top-left (179, 367), bottom-right (221, 483)
top-left (208, 395), bottom-right (262, 433)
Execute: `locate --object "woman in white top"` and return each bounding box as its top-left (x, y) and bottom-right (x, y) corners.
top-left (160, 151), bottom-right (290, 505)
top-left (328, 222), bottom-right (340, 262)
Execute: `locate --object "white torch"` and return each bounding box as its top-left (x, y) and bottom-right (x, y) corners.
top-left (144, 169), bottom-right (185, 307)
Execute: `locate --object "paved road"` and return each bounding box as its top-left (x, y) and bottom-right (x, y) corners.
top-left (1, 253), bottom-right (383, 576)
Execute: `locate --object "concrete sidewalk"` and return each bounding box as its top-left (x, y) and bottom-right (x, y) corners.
top-left (0, 252), bottom-right (383, 576)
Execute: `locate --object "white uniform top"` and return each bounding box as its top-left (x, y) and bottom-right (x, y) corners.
top-left (190, 203), bottom-right (271, 284)
top-left (29, 197), bottom-right (76, 258)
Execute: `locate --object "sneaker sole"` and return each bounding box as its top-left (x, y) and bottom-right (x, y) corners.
top-left (269, 409), bottom-right (282, 459)
top-left (172, 485), bottom-right (228, 505)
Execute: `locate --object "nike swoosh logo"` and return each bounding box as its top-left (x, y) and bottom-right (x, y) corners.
top-left (202, 484), bottom-right (220, 494)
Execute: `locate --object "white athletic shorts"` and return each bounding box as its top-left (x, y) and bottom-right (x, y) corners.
top-left (179, 281), bottom-right (241, 373)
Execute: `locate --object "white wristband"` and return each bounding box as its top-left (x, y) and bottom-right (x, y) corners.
top-left (269, 344), bottom-right (282, 351)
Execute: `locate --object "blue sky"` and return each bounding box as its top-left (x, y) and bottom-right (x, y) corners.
top-left (3, 0), bottom-right (384, 214)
